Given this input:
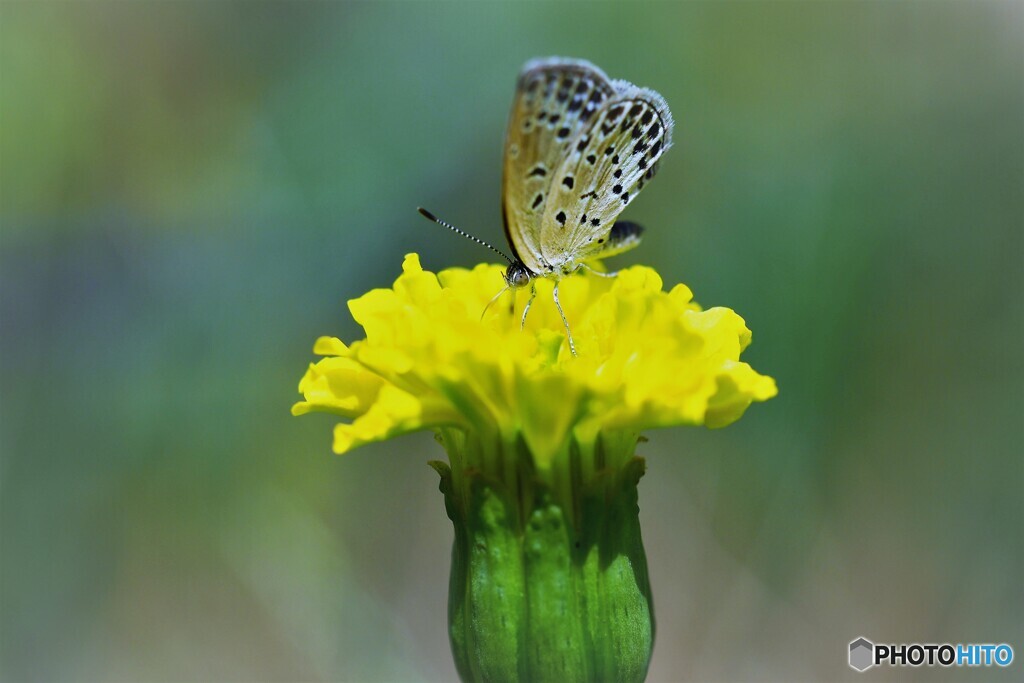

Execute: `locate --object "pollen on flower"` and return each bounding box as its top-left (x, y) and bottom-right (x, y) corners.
top-left (293, 253), bottom-right (776, 463)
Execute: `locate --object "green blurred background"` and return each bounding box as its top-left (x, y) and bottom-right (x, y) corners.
top-left (1, 2), bottom-right (1021, 681)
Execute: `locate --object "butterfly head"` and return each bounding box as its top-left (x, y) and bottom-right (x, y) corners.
top-left (504, 261), bottom-right (533, 288)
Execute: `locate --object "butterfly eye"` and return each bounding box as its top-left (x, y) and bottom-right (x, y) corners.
top-left (506, 263), bottom-right (532, 288)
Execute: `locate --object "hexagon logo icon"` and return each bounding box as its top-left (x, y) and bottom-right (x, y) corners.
top-left (849, 637), bottom-right (875, 672)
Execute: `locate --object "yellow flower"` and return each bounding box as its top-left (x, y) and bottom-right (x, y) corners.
top-left (293, 253), bottom-right (776, 465)
top-left (294, 253), bottom-right (777, 681)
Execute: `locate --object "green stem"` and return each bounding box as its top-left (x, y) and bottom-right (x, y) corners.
top-left (431, 427), bottom-right (654, 683)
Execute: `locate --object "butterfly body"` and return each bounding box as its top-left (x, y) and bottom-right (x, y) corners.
top-left (502, 58), bottom-right (673, 284)
top-left (421, 58), bottom-right (673, 355)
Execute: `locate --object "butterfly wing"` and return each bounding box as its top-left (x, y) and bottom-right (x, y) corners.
top-left (539, 84), bottom-right (673, 269)
top-left (591, 220), bottom-right (644, 260)
top-left (502, 58), bottom-right (617, 274)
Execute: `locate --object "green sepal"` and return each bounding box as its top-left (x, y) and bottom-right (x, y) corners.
top-left (432, 432), bottom-right (654, 683)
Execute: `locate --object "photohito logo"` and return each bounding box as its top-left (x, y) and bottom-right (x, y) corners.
top-left (849, 637), bottom-right (1014, 672)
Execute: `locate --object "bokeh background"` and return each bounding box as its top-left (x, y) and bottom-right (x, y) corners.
top-left (2, 2), bottom-right (1021, 681)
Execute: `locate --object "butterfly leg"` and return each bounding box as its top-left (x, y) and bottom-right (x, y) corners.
top-left (578, 262), bottom-right (619, 278)
top-left (520, 282), bottom-right (537, 330)
top-left (552, 282), bottom-right (577, 357)
top-left (481, 286), bottom-right (511, 320)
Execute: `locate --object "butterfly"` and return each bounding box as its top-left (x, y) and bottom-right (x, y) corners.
top-left (420, 57), bottom-right (673, 356)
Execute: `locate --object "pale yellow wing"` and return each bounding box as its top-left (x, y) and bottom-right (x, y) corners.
top-left (501, 58), bottom-right (617, 274)
top-left (539, 84), bottom-right (674, 270)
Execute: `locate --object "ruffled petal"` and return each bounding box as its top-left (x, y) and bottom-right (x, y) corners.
top-left (296, 254), bottom-right (776, 456)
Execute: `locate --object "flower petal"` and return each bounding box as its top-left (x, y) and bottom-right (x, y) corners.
top-left (296, 254), bottom-right (776, 456)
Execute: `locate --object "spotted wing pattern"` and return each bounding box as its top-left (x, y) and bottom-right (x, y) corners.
top-left (502, 58), bottom-right (617, 273)
top-left (539, 85), bottom-right (673, 272)
top-left (592, 220), bottom-right (644, 260)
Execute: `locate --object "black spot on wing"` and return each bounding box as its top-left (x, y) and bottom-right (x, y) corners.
top-left (581, 89), bottom-right (604, 121)
top-left (608, 220), bottom-right (644, 245)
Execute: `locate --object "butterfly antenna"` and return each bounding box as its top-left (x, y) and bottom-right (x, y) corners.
top-left (417, 207), bottom-right (513, 264)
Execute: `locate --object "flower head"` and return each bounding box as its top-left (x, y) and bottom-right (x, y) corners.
top-left (293, 254), bottom-right (776, 465)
